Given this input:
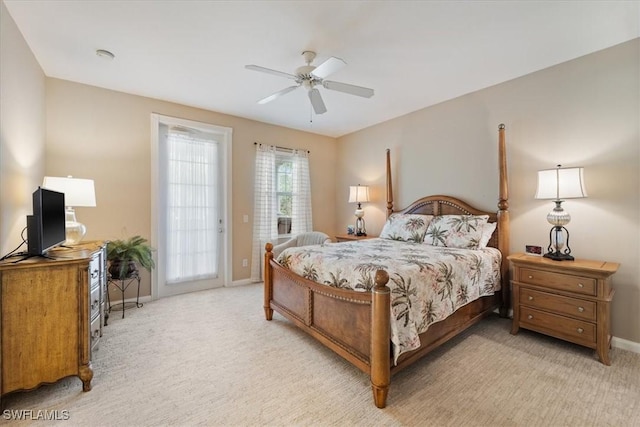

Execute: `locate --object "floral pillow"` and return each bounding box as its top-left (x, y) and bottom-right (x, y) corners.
top-left (424, 215), bottom-right (489, 249)
top-left (379, 214), bottom-right (433, 243)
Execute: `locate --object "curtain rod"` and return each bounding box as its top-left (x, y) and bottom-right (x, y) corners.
top-left (254, 142), bottom-right (310, 154)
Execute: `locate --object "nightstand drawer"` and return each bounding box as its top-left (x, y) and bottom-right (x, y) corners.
top-left (520, 288), bottom-right (596, 321)
top-left (520, 267), bottom-right (596, 296)
top-left (520, 306), bottom-right (596, 344)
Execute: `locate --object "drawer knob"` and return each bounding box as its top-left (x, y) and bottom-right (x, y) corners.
top-left (528, 296), bottom-right (534, 301)
top-left (577, 328), bottom-right (584, 334)
top-left (527, 314), bottom-right (533, 320)
top-left (578, 307), bottom-right (585, 313)
top-left (578, 283), bottom-right (584, 288)
top-left (528, 275), bottom-right (533, 279)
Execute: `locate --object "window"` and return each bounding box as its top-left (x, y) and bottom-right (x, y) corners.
top-left (276, 155), bottom-right (293, 235)
top-left (250, 144), bottom-right (312, 282)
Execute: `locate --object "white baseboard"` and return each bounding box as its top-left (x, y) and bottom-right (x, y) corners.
top-left (612, 336), bottom-right (640, 354)
top-left (228, 278), bottom-right (258, 287)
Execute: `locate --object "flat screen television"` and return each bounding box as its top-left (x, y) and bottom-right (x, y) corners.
top-left (27, 187), bottom-right (66, 256)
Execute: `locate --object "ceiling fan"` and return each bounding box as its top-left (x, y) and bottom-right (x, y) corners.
top-left (245, 51), bottom-right (374, 115)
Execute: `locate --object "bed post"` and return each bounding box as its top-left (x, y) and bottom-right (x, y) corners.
top-left (264, 243), bottom-right (274, 320)
top-left (370, 269), bottom-right (390, 408)
top-left (497, 124), bottom-right (510, 317)
top-left (386, 149), bottom-right (393, 217)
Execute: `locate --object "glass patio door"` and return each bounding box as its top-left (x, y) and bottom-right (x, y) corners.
top-left (151, 114), bottom-right (232, 298)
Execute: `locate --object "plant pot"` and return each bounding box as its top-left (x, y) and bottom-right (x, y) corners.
top-left (108, 259), bottom-right (138, 280)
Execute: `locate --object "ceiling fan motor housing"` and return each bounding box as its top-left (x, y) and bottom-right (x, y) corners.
top-left (296, 65), bottom-right (318, 88)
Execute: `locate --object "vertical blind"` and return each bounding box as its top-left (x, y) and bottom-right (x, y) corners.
top-left (165, 129), bottom-right (220, 283)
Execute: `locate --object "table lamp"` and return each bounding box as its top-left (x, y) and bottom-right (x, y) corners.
top-left (535, 165), bottom-right (587, 260)
top-left (348, 184), bottom-right (370, 236)
top-left (43, 176), bottom-right (96, 245)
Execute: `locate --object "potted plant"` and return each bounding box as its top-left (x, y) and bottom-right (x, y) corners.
top-left (106, 235), bottom-right (155, 279)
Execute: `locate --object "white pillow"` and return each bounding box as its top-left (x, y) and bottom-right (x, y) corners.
top-left (478, 222), bottom-right (497, 249)
top-left (379, 214), bottom-right (433, 243)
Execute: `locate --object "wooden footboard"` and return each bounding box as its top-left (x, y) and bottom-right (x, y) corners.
top-left (265, 242), bottom-right (501, 407)
top-left (264, 243), bottom-right (392, 407)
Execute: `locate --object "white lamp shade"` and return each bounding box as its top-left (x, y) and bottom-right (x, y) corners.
top-left (43, 176), bottom-right (97, 207)
top-left (535, 167), bottom-right (587, 200)
top-left (348, 185), bottom-right (370, 203)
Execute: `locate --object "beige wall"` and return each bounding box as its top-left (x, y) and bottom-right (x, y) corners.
top-left (337, 39), bottom-right (640, 344)
top-left (3, 0), bottom-right (638, 345)
top-left (45, 79), bottom-right (337, 297)
top-left (0, 1), bottom-right (46, 255)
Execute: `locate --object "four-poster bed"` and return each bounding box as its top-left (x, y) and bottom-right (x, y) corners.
top-left (263, 124), bottom-right (510, 408)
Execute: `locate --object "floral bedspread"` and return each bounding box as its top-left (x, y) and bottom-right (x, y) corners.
top-left (276, 238), bottom-right (502, 363)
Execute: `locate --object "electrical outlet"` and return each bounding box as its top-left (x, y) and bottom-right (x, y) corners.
top-left (243, 214), bottom-right (249, 223)
top-left (242, 259), bottom-right (248, 267)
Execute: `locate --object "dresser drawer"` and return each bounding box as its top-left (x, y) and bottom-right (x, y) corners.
top-left (520, 306), bottom-right (596, 344)
top-left (90, 285), bottom-right (101, 321)
top-left (520, 267), bottom-right (596, 296)
top-left (89, 255), bottom-right (101, 288)
top-left (90, 315), bottom-right (101, 353)
top-left (520, 288), bottom-right (596, 321)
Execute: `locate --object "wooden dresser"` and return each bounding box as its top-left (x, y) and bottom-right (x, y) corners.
top-left (0, 241), bottom-right (106, 404)
top-left (508, 253), bottom-right (619, 365)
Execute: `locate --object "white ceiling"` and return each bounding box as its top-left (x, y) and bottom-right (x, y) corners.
top-left (4, 1), bottom-right (639, 138)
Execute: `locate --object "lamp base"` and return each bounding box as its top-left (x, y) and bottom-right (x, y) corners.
top-left (65, 221), bottom-right (87, 245)
top-left (65, 207), bottom-right (87, 245)
top-left (355, 217), bottom-right (367, 236)
top-left (543, 251), bottom-right (575, 261)
top-left (545, 225), bottom-right (574, 261)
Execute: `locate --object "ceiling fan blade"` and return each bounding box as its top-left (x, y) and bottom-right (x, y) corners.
top-left (245, 65), bottom-right (297, 80)
top-left (322, 80), bottom-right (374, 98)
top-left (257, 85), bottom-right (299, 104)
top-left (308, 88), bottom-right (327, 115)
top-left (310, 56), bottom-right (346, 79)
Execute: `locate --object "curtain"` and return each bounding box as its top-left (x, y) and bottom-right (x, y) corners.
top-left (250, 145), bottom-right (312, 282)
top-left (165, 129), bottom-right (219, 283)
top-left (250, 144), bottom-right (278, 282)
top-left (290, 149), bottom-right (312, 235)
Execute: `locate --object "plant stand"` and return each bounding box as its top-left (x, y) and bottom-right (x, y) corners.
top-left (107, 271), bottom-right (142, 319)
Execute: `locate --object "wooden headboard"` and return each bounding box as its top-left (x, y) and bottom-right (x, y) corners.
top-left (394, 195), bottom-right (499, 249)
top-left (384, 124), bottom-right (510, 314)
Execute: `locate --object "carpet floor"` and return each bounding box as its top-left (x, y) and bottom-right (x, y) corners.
top-left (2, 283), bottom-right (639, 426)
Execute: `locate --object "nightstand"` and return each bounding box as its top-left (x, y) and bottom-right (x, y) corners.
top-left (508, 253), bottom-right (619, 365)
top-left (335, 234), bottom-right (376, 242)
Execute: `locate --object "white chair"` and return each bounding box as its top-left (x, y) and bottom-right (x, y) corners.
top-left (272, 231), bottom-right (331, 258)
